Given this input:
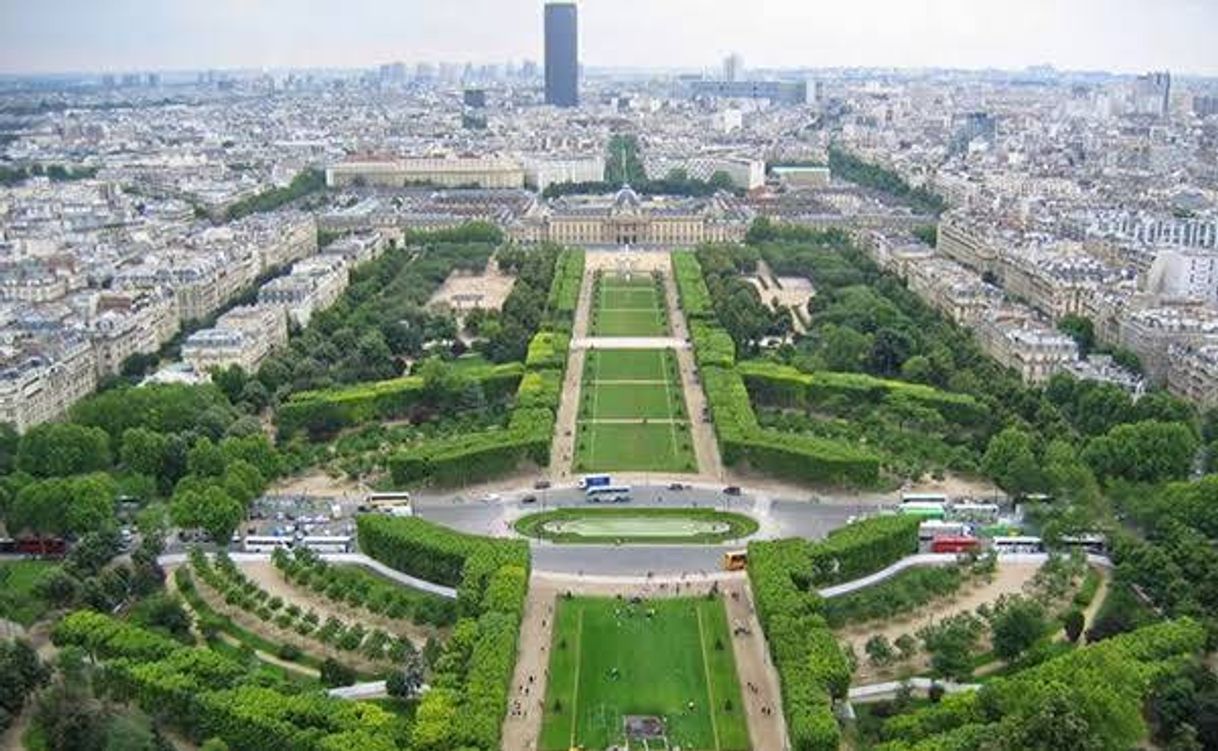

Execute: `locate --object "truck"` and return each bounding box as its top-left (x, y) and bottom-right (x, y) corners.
top-left (578, 474), bottom-right (612, 490)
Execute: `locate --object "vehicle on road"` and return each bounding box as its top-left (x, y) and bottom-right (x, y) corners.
top-left (898, 501), bottom-right (947, 520)
top-left (930, 536), bottom-right (980, 554)
top-left (578, 474), bottom-right (612, 489)
top-left (667, 482), bottom-right (688, 491)
top-left (298, 535), bottom-right (353, 553)
top-left (586, 485), bottom-right (631, 503)
top-left (521, 495), bottom-right (538, 504)
top-left (722, 549), bottom-right (748, 570)
top-left (481, 493), bottom-right (501, 503)
top-left (364, 491), bottom-right (412, 515)
top-left (242, 535), bottom-right (294, 553)
top-left (723, 485), bottom-right (742, 496)
top-left (533, 479), bottom-right (552, 490)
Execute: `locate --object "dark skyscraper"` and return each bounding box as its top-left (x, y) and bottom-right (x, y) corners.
top-left (544, 2), bottom-right (578, 107)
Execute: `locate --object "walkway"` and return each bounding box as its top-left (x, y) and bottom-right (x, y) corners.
top-left (661, 264), bottom-right (724, 479)
top-left (157, 552), bottom-right (458, 599)
top-left (847, 677), bottom-right (979, 704)
top-left (548, 255), bottom-right (594, 480)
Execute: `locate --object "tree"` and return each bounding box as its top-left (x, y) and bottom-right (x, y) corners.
top-left (991, 596), bottom-right (1047, 661)
top-left (171, 485), bottom-right (244, 543)
top-left (16, 423), bottom-right (110, 478)
top-left (186, 437), bottom-right (226, 477)
top-left (1057, 315), bottom-right (1096, 357)
top-left (996, 680), bottom-right (1107, 751)
top-left (319, 658), bottom-right (356, 688)
top-left (818, 324), bottom-right (872, 372)
top-left (869, 327), bottom-right (915, 376)
top-left (0, 639), bottom-right (48, 730)
top-left (982, 427), bottom-right (1046, 497)
top-left (894, 633), bottom-right (918, 660)
top-left (1083, 420), bottom-right (1198, 484)
top-left (899, 354), bottom-right (934, 384)
top-left (865, 634), bottom-right (894, 666)
top-left (211, 365), bottom-right (247, 404)
top-left (1063, 608), bottom-right (1085, 643)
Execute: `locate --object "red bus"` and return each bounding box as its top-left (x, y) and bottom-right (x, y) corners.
top-left (15, 536), bottom-right (67, 557)
top-left (930, 536), bottom-right (980, 554)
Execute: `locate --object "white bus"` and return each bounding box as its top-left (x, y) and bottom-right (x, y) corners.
top-left (298, 535), bottom-right (353, 554)
top-left (902, 492), bottom-right (949, 505)
top-left (991, 536), bottom-right (1044, 554)
top-left (243, 535), bottom-right (295, 553)
top-left (586, 485), bottom-right (631, 503)
top-left (578, 474), bottom-right (612, 490)
top-left (918, 520), bottom-right (967, 541)
top-left (1059, 533), bottom-right (1107, 555)
top-left (364, 492), bottom-right (412, 515)
top-left (949, 503), bottom-right (1001, 523)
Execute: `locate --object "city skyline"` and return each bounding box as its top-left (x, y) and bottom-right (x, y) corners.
top-left (1, 0), bottom-right (1217, 77)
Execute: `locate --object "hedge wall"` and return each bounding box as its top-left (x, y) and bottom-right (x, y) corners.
top-left (737, 361), bottom-right (986, 427)
top-left (525, 331), bottom-right (571, 370)
top-left (702, 366), bottom-right (880, 487)
top-left (277, 362), bottom-right (524, 438)
top-left (355, 515), bottom-right (529, 605)
top-left (806, 514), bottom-right (920, 585)
top-left (673, 251), bottom-right (713, 318)
top-left (690, 320), bottom-right (736, 369)
top-left (546, 248), bottom-right (585, 328)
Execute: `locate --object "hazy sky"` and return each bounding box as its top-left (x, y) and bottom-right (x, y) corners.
top-left (2, 0), bottom-right (1215, 76)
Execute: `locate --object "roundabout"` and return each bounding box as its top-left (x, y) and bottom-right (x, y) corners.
top-left (513, 506), bottom-right (759, 544)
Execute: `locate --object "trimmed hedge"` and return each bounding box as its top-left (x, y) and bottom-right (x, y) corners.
top-left (703, 366), bottom-right (881, 487)
top-left (355, 515), bottom-right (529, 607)
top-left (808, 514), bottom-right (920, 585)
top-left (386, 428), bottom-right (550, 486)
top-left (738, 360), bottom-right (986, 427)
top-left (690, 320), bottom-right (736, 369)
top-left (546, 248), bottom-right (585, 328)
top-left (525, 331), bottom-right (571, 370)
top-left (673, 251), bottom-right (714, 318)
top-left (277, 362), bottom-right (524, 438)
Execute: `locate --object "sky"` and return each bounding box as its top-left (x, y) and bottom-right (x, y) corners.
top-left (1, 0), bottom-right (1216, 77)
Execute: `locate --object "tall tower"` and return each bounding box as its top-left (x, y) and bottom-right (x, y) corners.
top-left (544, 2), bottom-right (579, 107)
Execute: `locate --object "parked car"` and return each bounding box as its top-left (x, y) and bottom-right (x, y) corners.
top-left (533, 479), bottom-right (552, 490)
top-left (667, 482), bottom-right (688, 491)
top-left (521, 495), bottom-right (538, 505)
top-left (723, 486), bottom-right (743, 496)
top-left (481, 493), bottom-right (501, 503)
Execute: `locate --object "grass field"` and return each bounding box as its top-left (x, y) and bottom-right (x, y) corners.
top-left (591, 273), bottom-right (668, 337)
top-left (539, 596), bottom-right (750, 751)
top-left (0, 560), bottom-right (54, 626)
top-left (514, 507), bottom-right (759, 544)
top-left (576, 349), bottom-right (696, 472)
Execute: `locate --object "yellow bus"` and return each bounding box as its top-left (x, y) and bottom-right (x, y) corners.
top-left (722, 550), bottom-right (748, 571)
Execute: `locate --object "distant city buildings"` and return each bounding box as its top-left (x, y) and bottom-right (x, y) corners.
top-left (544, 2), bottom-right (579, 107)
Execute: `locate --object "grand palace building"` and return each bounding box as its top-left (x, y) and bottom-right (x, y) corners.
top-left (508, 186), bottom-right (752, 247)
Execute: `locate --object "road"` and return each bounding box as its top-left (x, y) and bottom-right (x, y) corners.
top-left (413, 485), bottom-right (875, 575)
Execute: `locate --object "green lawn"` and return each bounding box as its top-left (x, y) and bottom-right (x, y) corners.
top-left (575, 421), bottom-right (697, 472)
top-left (540, 596), bottom-right (749, 751)
top-left (515, 508), bottom-right (759, 544)
top-left (0, 560), bottom-right (54, 626)
top-left (592, 273), bottom-right (668, 337)
top-left (582, 383), bottom-right (683, 420)
top-left (584, 349), bottom-right (675, 381)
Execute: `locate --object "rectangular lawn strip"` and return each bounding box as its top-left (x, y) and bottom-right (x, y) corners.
top-left (540, 596), bottom-right (748, 751)
top-left (600, 288), bottom-right (661, 310)
top-left (585, 349), bottom-right (668, 381)
top-left (584, 382), bottom-right (679, 420)
top-left (592, 309), bottom-right (667, 337)
top-left (575, 421), bottom-right (697, 472)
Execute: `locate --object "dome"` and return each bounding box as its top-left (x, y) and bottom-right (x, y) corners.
top-left (612, 184), bottom-right (641, 210)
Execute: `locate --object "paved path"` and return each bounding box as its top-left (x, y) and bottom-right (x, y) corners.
top-left (847, 677), bottom-right (979, 704)
top-left (661, 264), bottom-right (724, 479)
top-left (328, 680), bottom-right (388, 699)
top-left (157, 552), bottom-right (458, 599)
top-left (548, 256), bottom-right (594, 480)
